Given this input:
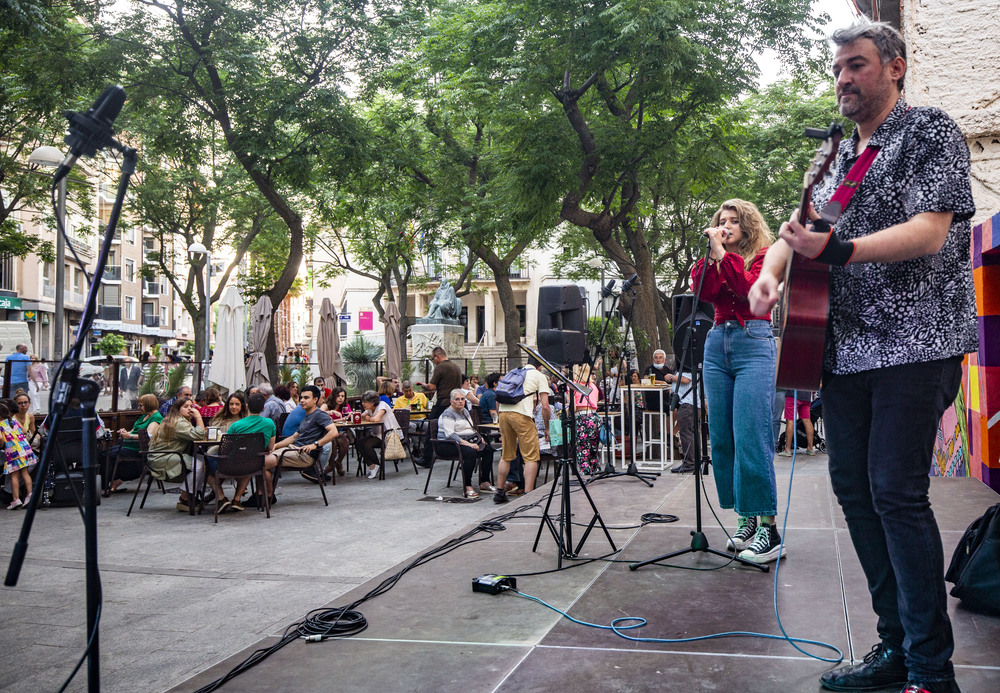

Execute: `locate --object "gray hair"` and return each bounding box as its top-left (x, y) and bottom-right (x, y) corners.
top-left (431, 346), bottom-right (447, 358)
top-left (257, 382), bottom-right (274, 397)
top-left (653, 349), bottom-right (666, 357)
top-left (831, 21), bottom-right (906, 90)
top-left (401, 380), bottom-right (413, 389)
top-left (450, 390), bottom-right (466, 402)
top-left (361, 390), bottom-right (380, 405)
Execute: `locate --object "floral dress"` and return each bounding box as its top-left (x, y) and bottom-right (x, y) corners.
top-left (2, 418), bottom-right (37, 474)
top-left (573, 382), bottom-right (602, 475)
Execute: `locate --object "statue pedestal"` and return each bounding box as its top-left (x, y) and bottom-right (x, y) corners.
top-left (409, 323), bottom-right (465, 360)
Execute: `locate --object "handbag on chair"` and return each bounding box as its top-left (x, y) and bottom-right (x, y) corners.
top-left (384, 430), bottom-right (407, 460)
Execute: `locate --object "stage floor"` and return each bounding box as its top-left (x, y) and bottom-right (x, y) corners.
top-left (175, 458), bottom-right (1000, 693)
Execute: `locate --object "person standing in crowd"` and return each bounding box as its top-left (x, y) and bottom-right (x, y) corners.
top-left (120, 358), bottom-right (142, 410)
top-left (493, 358), bottom-right (551, 504)
top-left (778, 390), bottom-right (815, 457)
top-left (750, 23), bottom-right (975, 693)
top-left (417, 347), bottom-right (463, 467)
top-left (667, 364), bottom-right (696, 474)
top-left (572, 363), bottom-right (601, 475)
top-left (691, 197), bottom-right (781, 564)
top-left (1, 400), bottom-right (35, 509)
top-left (5, 343), bottom-right (30, 397)
top-left (27, 355), bottom-right (48, 413)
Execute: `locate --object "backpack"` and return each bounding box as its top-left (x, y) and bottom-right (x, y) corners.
top-left (495, 367), bottom-right (530, 404)
top-left (945, 501), bottom-right (1000, 614)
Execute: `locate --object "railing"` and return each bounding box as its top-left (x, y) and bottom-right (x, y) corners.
top-left (143, 241), bottom-right (156, 256)
top-left (142, 314), bottom-right (160, 327)
top-left (0, 253), bottom-right (14, 292)
top-left (67, 290), bottom-right (87, 305)
top-left (102, 265), bottom-right (122, 281)
top-left (143, 281), bottom-right (160, 296)
top-left (97, 305), bottom-right (121, 321)
top-left (43, 284), bottom-right (55, 298)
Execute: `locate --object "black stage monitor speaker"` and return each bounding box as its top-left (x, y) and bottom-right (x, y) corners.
top-left (672, 293), bottom-right (714, 369)
top-left (537, 285), bottom-right (587, 364)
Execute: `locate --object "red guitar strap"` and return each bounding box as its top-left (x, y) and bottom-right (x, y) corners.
top-left (818, 144), bottom-right (880, 223)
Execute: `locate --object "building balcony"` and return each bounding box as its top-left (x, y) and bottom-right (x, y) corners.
top-left (143, 281), bottom-right (160, 296)
top-left (142, 314), bottom-right (160, 328)
top-left (143, 240), bottom-right (157, 257)
top-left (102, 266), bottom-right (122, 282)
top-left (98, 305), bottom-right (121, 321)
top-left (43, 284), bottom-right (55, 299)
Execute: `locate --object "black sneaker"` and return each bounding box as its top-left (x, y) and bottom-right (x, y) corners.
top-left (243, 494), bottom-right (276, 509)
top-left (737, 521), bottom-right (786, 564)
top-left (726, 515), bottom-right (758, 552)
top-left (819, 642), bottom-right (908, 691)
top-left (493, 489), bottom-right (508, 504)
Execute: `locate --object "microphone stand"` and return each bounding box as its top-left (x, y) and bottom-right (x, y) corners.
top-left (590, 281), bottom-right (658, 486)
top-left (6, 141), bottom-right (139, 691)
top-left (630, 239), bottom-right (767, 573)
top-left (524, 344), bottom-right (616, 568)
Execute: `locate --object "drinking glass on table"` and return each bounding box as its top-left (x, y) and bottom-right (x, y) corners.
top-left (491, 411), bottom-right (498, 424)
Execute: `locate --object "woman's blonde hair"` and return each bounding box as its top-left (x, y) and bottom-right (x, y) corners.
top-left (711, 199), bottom-right (772, 268)
top-left (573, 364), bottom-right (592, 383)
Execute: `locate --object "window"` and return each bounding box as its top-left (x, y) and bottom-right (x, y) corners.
top-left (161, 306), bottom-right (168, 325)
top-left (124, 258), bottom-right (135, 283)
top-left (124, 226), bottom-right (135, 244)
top-left (124, 296), bottom-right (135, 320)
top-left (43, 263), bottom-right (52, 285)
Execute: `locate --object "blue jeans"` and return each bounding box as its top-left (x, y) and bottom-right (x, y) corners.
top-left (703, 320), bottom-right (777, 517)
top-left (823, 357), bottom-right (962, 682)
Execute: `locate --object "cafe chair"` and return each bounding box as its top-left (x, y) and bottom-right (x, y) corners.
top-left (274, 445), bottom-right (330, 506)
top-left (422, 419), bottom-right (464, 494)
top-left (127, 430), bottom-right (200, 516)
top-left (213, 433), bottom-right (270, 521)
top-left (392, 409), bottom-right (419, 475)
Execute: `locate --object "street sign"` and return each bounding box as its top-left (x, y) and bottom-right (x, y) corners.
top-left (0, 296), bottom-right (22, 310)
top-left (339, 314), bottom-right (351, 322)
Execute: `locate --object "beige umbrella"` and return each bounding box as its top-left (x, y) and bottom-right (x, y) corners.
top-left (318, 297), bottom-right (347, 386)
top-left (207, 286), bottom-right (246, 394)
top-left (246, 295), bottom-right (272, 387)
top-left (384, 301), bottom-right (402, 381)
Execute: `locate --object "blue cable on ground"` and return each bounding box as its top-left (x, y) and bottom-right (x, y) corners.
top-left (507, 390), bottom-right (844, 663)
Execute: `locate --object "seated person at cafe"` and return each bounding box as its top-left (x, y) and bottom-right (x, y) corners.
top-left (437, 390), bottom-right (494, 497)
top-left (107, 393), bottom-right (162, 493)
top-left (313, 377), bottom-right (332, 401)
top-left (159, 385), bottom-right (193, 417)
top-left (478, 373), bottom-right (500, 423)
top-left (273, 385), bottom-right (339, 484)
top-left (394, 380), bottom-right (428, 457)
top-left (377, 379), bottom-right (396, 406)
top-left (356, 390), bottom-right (404, 479)
top-left (258, 383), bottom-right (286, 425)
top-left (147, 397), bottom-right (227, 512)
top-left (198, 387), bottom-right (224, 419)
top-left (219, 393), bottom-right (280, 512)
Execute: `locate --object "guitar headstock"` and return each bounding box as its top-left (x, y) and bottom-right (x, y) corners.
top-left (798, 122), bottom-right (844, 225)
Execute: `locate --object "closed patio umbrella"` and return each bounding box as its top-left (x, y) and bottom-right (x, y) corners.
top-left (246, 295), bottom-right (272, 388)
top-left (207, 286), bottom-right (246, 394)
top-left (318, 297), bottom-right (347, 386)
top-left (384, 301), bottom-right (402, 381)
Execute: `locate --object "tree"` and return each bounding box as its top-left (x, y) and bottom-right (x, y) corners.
top-left (104, 0), bottom-right (413, 380)
top-left (398, 0), bottom-right (823, 365)
top-left (94, 332), bottom-right (126, 356)
top-left (0, 0), bottom-right (103, 259)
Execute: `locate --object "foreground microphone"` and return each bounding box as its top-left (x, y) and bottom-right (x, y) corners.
top-left (54, 85), bottom-right (127, 182)
top-left (600, 279), bottom-right (616, 298)
top-left (621, 273), bottom-right (639, 292)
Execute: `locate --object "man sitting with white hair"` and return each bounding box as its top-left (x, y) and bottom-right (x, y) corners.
top-left (258, 383), bottom-right (285, 425)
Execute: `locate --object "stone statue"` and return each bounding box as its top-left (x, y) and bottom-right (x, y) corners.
top-left (418, 278), bottom-right (462, 324)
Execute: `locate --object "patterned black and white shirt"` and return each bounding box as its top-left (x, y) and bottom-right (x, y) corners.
top-left (812, 98), bottom-right (979, 375)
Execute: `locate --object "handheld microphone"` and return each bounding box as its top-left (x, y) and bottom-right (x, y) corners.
top-left (54, 85), bottom-right (127, 182)
top-left (621, 273), bottom-right (639, 292)
top-left (600, 279), bottom-right (616, 298)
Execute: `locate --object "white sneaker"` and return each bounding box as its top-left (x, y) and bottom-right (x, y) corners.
top-left (778, 450), bottom-right (792, 457)
top-left (367, 466), bottom-right (379, 479)
top-left (7, 498), bottom-right (23, 510)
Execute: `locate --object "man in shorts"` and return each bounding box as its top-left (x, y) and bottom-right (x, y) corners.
top-left (273, 385), bottom-right (339, 482)
top-left (493, 360), bottom-right (550, 503)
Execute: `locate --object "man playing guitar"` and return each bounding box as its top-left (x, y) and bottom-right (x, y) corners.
top-left (749, 22), bottom-right (977, 693)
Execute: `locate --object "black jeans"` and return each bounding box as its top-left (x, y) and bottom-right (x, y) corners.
top-left (675, 403), bottom-right (696, 468)
top-left (435, 441), bottom-right (494, 488)
top-left (357, 435), bottom-right (382, 468)
top-left (822, 357), bottom-right (962, 682)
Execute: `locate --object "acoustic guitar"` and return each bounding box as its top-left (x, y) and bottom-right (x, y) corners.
top-left (775, 123), bottom-right (843, 391)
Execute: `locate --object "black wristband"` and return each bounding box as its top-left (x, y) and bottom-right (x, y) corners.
top-left (811, 228), bottom-right (855, 266)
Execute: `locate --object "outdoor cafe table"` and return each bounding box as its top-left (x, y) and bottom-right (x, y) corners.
top-left (621, 384), bottom-right (675, 471)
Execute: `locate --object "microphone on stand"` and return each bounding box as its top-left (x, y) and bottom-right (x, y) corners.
top-left (54, 85), bottom-right (127, 182)
top-left (600, 279), bottom-right (617, 298)
top-left (621, 273), bottom-right (640, 292)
